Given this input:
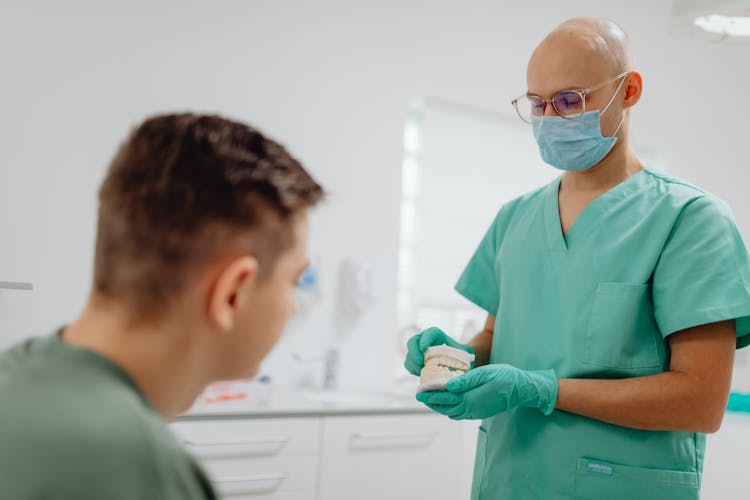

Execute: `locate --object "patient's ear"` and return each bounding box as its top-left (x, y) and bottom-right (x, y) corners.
top-left (207, 256), bottom-right (259, 332)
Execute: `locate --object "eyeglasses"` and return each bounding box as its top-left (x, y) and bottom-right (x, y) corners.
top-left (511, 72), bottom-right (630, 124)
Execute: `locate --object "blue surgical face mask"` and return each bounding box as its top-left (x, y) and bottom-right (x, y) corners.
top-left (532, 78), bottom-right (626, 172)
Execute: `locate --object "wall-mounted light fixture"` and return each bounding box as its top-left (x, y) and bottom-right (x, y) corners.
top-left (672, 0), bottom-right (750, 41)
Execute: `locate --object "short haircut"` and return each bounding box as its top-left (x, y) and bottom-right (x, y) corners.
top-left (94, 113), bottom-right (324, 317)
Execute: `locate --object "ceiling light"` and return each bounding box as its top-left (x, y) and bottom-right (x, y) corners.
top-left (694, 14), bottom-right (750, 37)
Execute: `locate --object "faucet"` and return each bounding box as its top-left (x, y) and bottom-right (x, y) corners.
top-left (323, 349), bottom-right (338, 390)
top-left (291, 348), bottom-right (339, 390)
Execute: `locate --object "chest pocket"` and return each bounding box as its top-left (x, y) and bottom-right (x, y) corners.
top-left (582, 282), bottom-right (663, 373)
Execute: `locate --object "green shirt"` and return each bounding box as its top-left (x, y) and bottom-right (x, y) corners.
top-left (0, 331), bottom-right (216, 500)
top-left (456, 168), bottom-right (750, 499)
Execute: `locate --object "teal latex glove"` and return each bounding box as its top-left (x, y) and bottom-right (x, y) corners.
top-left (404, 326), bottom-right (474, 376)
top-left (416, 364), bottom-right (558, 419)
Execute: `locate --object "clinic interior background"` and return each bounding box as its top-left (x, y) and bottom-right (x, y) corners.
top-left (1, 0), bottom-right (749, 392)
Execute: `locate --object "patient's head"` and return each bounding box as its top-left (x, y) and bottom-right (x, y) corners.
top-left (93, 113), bottom-right (324, 378)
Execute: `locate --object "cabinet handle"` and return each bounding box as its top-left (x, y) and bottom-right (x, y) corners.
top-left (216, 473), bottom-right (287, 484)
top-left (350, 431), bottom-right (438, 449)
top-left (183, 435), bottom-right (289, 447)
top-left (214, 473), bottom-right (287, 495)
top-left (184, 435), bottom-right (289, 458)
top-left (0, 281), bottom-right (33, 291)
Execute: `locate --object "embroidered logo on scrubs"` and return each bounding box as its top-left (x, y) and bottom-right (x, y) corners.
top-left (586, 462), bottom-right (614, 476)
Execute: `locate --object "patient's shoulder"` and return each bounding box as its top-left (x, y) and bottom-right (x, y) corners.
top-left (0, 337), bottom-right (206, 498)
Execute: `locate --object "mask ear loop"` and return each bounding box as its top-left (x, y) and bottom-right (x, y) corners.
top-left (601, 74), bottom-right (629, 138)
top-left (610, 114), bottom-right (625, 138)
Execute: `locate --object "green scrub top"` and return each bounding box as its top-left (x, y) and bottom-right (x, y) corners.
top-left (455, 168), bottom-right (750, 500)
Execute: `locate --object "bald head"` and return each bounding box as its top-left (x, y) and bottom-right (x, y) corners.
top-left (526, 17), bottom-right (634, 104)
top-left (553, 17), bottom-right (632, 73)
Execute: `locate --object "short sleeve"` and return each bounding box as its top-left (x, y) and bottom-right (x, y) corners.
top-left (454, 209), bottom-right (505, 315)
top-left (652, 195), bottom-right (750, 348)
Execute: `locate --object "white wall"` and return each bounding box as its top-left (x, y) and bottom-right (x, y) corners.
top-left (1, 0), bottom-right (749, 390)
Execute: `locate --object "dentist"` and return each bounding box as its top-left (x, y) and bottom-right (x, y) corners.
top-left (407, 17), bottom-right (750, 499)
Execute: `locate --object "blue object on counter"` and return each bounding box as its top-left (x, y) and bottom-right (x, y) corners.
top-left (727, 392), bottom-right (750, 413)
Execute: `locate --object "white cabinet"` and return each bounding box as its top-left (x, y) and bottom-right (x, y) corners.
top-left (171, 418), bottom-right (322, 500)
top-left (171, 413), bottom-right (469, 500)
top-left (319, 414), bottom-right (463, 500)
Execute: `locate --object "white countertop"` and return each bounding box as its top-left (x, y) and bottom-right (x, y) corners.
top-left (177, 386), bottom-right (431, 420)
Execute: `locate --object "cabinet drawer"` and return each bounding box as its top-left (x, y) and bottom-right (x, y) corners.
top-left (321, 414), bottom-right (457, 455)
top-left (171, 417), bottom-right (321, 459)
top-left (319, 414), bottom-right (462, 500)
top-left (209, 454), bottom-right (318, 496)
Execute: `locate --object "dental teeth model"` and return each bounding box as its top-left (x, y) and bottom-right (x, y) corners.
top-left (417, 344), bottom-right (475, 392)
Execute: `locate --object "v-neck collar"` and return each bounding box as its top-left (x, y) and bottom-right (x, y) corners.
top-left (543, 169), bottom-right (647, 253)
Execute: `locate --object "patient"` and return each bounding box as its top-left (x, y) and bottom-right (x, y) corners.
top-left (0, 114), bottom-right (324, 499)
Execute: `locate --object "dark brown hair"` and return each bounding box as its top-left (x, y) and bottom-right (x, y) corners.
top-left (94, 113), bottom-right (324, 316)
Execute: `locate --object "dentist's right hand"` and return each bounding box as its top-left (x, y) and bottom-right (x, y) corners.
top-left (404, 326), bottom-right (475, 376)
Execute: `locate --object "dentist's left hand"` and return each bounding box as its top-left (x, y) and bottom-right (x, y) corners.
top-left (416, 364), bottom-right (558, 419)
